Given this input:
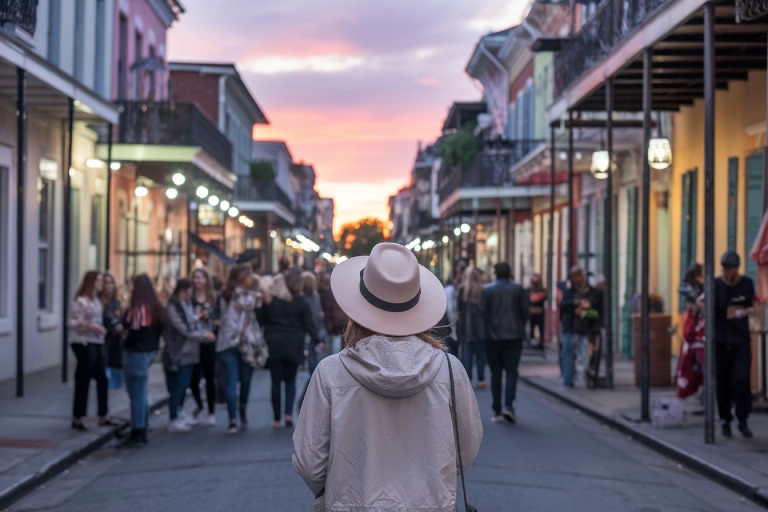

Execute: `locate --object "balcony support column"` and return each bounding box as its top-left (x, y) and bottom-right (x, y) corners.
top-left (15, 67), bottom-right (26, 397)
top-left (703, 1), bottom-right (717, 445)
top-left (547, 124), bottom-right (556, 346)
top-left (105, 123), bottom-right (113, 271)
top-left (62, 98), bottom-right (74, 385)
top-left (567, 110), bottom-right (575, 268)
top-left (640, 48), bottom-right (652, 422)
top-left (605, 77), bottom-right (615, 389)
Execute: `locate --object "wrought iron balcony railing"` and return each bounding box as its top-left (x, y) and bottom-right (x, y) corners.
top-left (234, 179), bottom-right (294, 215)
top-left (554, 0), bottom-right (672, 97)
top-left (439, 139), bottom-right (544, 203)
top-left (116, 101), bottom-right (233, 170)
top-left (0, 0), bottom-right (38, 37)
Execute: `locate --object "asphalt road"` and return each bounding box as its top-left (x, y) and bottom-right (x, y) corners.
top-left (8, 360), bottom-right (764, 512)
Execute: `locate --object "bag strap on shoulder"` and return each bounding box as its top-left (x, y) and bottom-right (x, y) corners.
top-left (445, 352), bottom-right (477, 512)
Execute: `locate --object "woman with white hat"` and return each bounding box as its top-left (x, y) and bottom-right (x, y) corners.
top-left (293, 243), bottom-right (483, 512)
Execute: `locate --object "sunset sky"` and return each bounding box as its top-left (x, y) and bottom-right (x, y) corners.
top-left (168, 0), bottom-right (528, 232)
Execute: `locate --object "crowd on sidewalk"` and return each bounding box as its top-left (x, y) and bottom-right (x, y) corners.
top-left (65, 256), bottom-right (348, 448)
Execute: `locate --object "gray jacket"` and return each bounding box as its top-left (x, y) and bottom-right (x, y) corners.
top-left (480, 279), bottom-right (529, 341)
top-left (164, 299), bottom-right (206, 371)
top-left (293, 335), bottom-right (483, 512)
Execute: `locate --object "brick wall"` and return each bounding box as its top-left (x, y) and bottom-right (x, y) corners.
top-left (633, 313), bottom-right (672, 387)
top-left (169, 71), bottom-right (220, 124)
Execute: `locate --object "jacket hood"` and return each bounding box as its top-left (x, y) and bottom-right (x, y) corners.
top-left (338, 335), bottom-right (444, 398)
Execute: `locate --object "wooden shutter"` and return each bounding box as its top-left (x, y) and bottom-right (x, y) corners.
top-left (745, 153), bottom-right (765, 280)
top-left (727, 157), bottom-right (739, 252)
top-left (679, 172), bottom-right (691, 312)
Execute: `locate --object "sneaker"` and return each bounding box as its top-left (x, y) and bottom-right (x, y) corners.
top-left (181, 412), bottom-right (197, 427)
top-left (239, 406), bottom-right (248, 426)
top-left (490, 415), bottom-right (506, 423)
top-left (167, 419), bottom-right (191, 433)
top-left (206, 414), bottom-right (217, 427)
top-left (227, 421), bottom-right (239, 434)
top-left (721, 422), bottom-right (733, 438)
top-left (738, 422), bottom-right (753, 439)
top-left (502, 408), bottom-right (516, 424)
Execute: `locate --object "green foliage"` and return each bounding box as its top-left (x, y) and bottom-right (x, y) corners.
top-left (338, 218), bottom-right (388, 257)
top-left (249, 160), bottom-right (277, 182)
top-left (440, 122), bottom-right (481, 168)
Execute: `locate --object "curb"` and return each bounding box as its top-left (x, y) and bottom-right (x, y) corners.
top-left (0, 396), bottom-right (168, 511)
top-left (520, 376), bottom-right (768, 509)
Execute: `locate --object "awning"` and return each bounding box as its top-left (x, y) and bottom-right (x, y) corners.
top-left (189, 232), bottom-right (235, 266)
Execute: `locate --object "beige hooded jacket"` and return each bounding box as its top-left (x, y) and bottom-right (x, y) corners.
top-left (293, 335), bottom-right (483, 512)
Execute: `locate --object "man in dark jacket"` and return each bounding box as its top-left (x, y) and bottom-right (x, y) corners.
top-left (714, 251), bottom-right (755, 438)
top-left (480, 262), bottom-right (528, 423)
top-left (560, 266), bottom-right (601, 388)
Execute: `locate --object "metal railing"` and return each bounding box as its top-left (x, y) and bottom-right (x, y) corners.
top-left (0, 0), bottom-right (37, 36)
top-left (115, 101), bottom-right (233, 170)
top-left (234, 179), bottom-right (294, 214)
top-left (438, 139), bottom-right (544, 203)
top-left (554, 0), bottom-right (672, 97)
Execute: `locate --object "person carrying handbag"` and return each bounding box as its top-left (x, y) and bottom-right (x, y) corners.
top-left (293, 243), bottom-right (483, 512)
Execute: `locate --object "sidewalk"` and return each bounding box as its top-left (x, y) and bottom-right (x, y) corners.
top-left (0, 363), bottom-right (168, 509)
top-left (519, 350), bottom-right (768, 507)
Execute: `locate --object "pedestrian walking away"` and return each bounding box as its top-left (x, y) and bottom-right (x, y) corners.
top-left (188, 268), bottom-right (219, 426)
top-left (217, 264), bottom-right (262, 433)
top-left (258, 268), bottom-right (320, 429)
top-left (480, 262), bottom-right (528, 423)
top-left (293, 242), bottom-right (483, 511)
top-left (121, 274), bottom-right (166, 447)
top-left (164, 279), bottom-right (216, 433)
top-left (528, 273), bottom-right (547, 348)
top-left (714, 251), bottom-right (756, 439)
top-left (319, 272), bottom-right (347, 354)
top-left (559, 266), bottom-right (600, 388)
top-left (101, 272), bottom-right (125, 390)
top-left (68, 271), bottom-right (114, 431)
top-left (457, 265), bottom-right (486, 389)
top-left (302, 271), bottom-right (327, 374)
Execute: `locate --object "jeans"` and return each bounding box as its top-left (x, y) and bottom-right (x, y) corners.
top-left (188, 342), bottom-right (217, 414)
top-left (219, 347), bottom-right (254, 421)
top-left (123, 351), bottom-right (156, 429)
top-left (460, 341), bottom-right (486, 382)
top-left (269, 359), bottom-right (298, 421)
top-left (165, 364), bottom-right (194, 421)
top-left (71, 343), bottom-right (108, 419)
top-left (716, 342), bottom-right (752, 423)
top-left (484, 339), bottom-right (523, 415)
top-left (560, 331), bottom-right (589, 386)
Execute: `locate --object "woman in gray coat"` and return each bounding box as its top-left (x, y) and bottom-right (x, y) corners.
top-left (164, 279), bottom-right (215, 433)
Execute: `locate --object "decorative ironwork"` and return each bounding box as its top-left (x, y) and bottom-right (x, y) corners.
top-left (234, 180), bottom-right (294, 214)
top-left (115, 101), bottom-right (233, 170)
top-left (736, 0), bottom-right (768, 21)
top-left (554, 0), bottom-right (672, 97)
top-left (0, 0), bottom-right (38, 36)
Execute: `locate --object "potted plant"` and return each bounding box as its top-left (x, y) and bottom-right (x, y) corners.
top-left (249, 160), bottom-right (277, 184)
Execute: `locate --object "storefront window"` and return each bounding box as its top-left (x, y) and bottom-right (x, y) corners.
top-left (198, 205), bottom-right (224, 226)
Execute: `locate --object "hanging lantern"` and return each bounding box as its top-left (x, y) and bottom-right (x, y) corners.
top-left (648, 138), bottom-right (672, 170)
top-left (590, 150), bottom-right (610, 180)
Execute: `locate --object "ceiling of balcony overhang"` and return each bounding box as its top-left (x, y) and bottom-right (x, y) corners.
top-left (573, 2), bottom-right (768, 113)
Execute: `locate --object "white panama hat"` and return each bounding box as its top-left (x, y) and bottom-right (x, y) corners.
top-left (330, 243), bottom-right (447, 337)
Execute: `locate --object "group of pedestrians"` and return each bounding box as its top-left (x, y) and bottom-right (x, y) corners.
top-left (66, 262), bottom-right (346, 447)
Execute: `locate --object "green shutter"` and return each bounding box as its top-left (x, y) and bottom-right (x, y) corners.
top-left (745, 153), bottom-right (765, 281)
top-left (727, 157), bottom-right (739, 252)
top-left (690, 168), bottom-right (698, 270)
top-left (622, 187), bottom-right (638, 358)
top-left (679, 172), bottom-right (691, 312)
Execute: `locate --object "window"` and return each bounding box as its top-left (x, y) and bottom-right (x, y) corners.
top-left (94, 0), bottom-right (106, 96)
top-left (132, 30), bottom-right (143, 99)
top-left (47, 0), bottom-right (61, 66)
top-left (679, 169), bottom-right (698, 312)
top-left (38, 177), bottom-right (55, 311)
top-left (74, 0), bottom-right (85, 81)
top-left (727, 157), bottom-right (738, 251)
top-left (118, 15), bottom-right (128, 99)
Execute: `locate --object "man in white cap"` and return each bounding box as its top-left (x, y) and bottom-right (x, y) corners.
top-left (715, 250), bottom-right (755, 438)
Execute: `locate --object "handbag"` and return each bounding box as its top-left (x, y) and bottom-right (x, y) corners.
top-left (238, 310), bottom-right (268, 368)
top-left (445, 352), bottom-right (478, 512)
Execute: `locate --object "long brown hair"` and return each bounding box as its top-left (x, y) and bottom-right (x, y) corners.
top-left (221, 264), bottom-right (254, 303)
top-left (129, 274), bottom-right (166, 326)
top-left (99, 272), bottom-right (118, 305)
top-left (342, 319), bottom-right (444, 350)
top-left (461, 266), bottom-right (484, 304)
top-left (76, 271), bottom-right (101, 299)
top-left (191, 268), bottom-right (216, 305)
top-left (301, 271), bottom-right (317, 296)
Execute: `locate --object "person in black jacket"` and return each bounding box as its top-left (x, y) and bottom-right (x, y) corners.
top-left (480, 262), bottom-right (528, 423)
top-left (101, 272), bottom-right (125, 389)
top-left (559, 266), bottom-right (601, 388)
top-left (121, 274), bottom-right (166, 447)
top-left (457, 265), bottom-right (486, 389)
top-left (258, 268), bottom-right (320, 428)
top-left (715, 251), bottom-right (755, 439)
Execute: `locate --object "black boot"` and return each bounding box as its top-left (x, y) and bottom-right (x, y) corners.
top-left (738, 421), bottom-right (753, 439)
top-left (119, 429), bottom-right (142, 449)
top-left (721, 422), bottom-right (732, 438)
